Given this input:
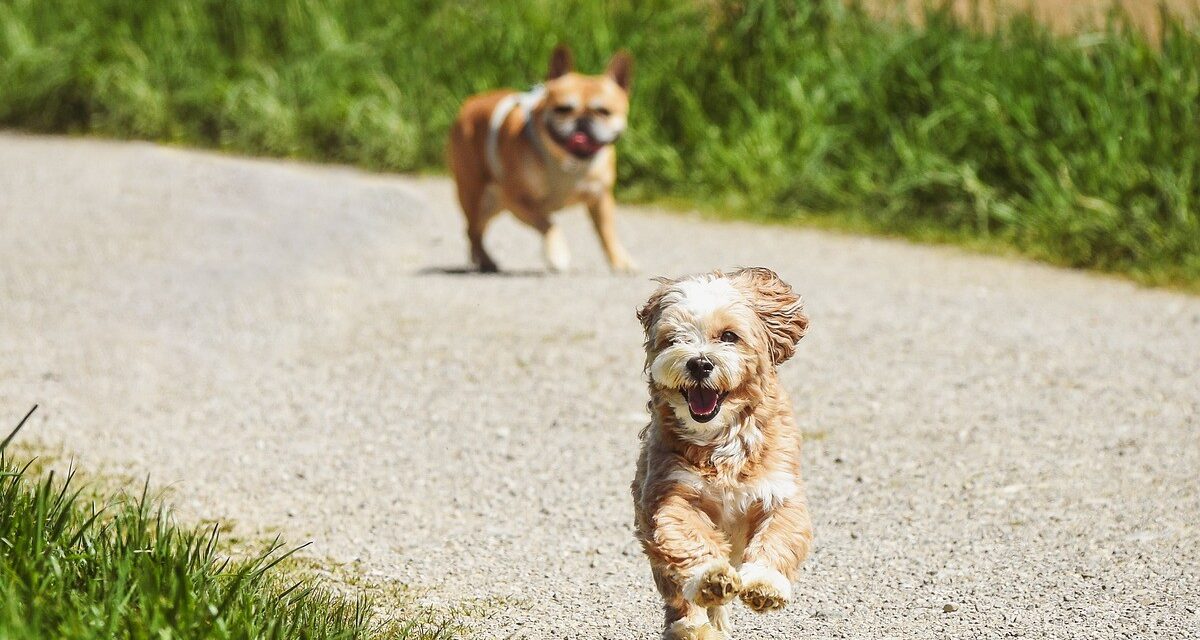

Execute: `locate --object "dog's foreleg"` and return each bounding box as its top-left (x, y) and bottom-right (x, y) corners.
top-left (640, 493), bottom-right (739, 611)
top-left (651, 566), bottom-right (725, 640)
top-left (542, 225), bottom-right (571, 273)
top-left (507, 199), bottom-right (570, 273)
top-left (586, 192), bottom-right (636, 274)
top-left (737, 497), bottom-right (812, 612)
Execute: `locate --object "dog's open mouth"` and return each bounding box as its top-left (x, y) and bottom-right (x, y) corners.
top-left (681, 387), bottom-right (726, 423)
top-left (552, 129), bottom-right (607, 159)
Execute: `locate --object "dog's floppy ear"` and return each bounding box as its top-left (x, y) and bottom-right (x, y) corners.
top-left (548, 44), bottom-right (574, 80)
top-left (605, 50), bottom-right (633, 91)
top-left (637, 277), bottom-right (676, 338)
top-left (734, 267), bottom-right (808, 365)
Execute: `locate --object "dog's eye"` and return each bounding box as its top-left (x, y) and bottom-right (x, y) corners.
top-left (553, 104), bottom-right (574, 114)
top-left (720, 331), bottom-right (739, 343)
top-left (594, 107), bottom-right (612, 117)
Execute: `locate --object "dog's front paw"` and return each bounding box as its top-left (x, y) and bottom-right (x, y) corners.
top-left (684, 561), bottom-right (741, 607)
top-left (740, 583), bottom-right (787, 612)
top-left (542, 227), bottom-right (572, 274)
top-left (609, 254), bottom-right (639, 275)
top-left (737, 562), bottom-right (791, 612)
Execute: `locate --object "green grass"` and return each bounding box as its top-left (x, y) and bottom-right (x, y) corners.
top-left (1, 0), bottom-right (1198, 286)
top-left (0, 409), bottom-right (460, 639)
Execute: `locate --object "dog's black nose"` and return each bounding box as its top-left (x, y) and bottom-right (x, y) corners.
top-left (687, 356), bottom-right (714, 379)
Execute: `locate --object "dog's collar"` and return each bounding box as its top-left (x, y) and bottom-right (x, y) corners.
top-left (522, 101), bottom-right (550, 162)
top-left (485, 84), bottom-right (548, 180)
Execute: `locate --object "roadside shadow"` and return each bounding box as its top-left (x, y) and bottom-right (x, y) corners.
top-left (417, 265), bottom-right (548, 278)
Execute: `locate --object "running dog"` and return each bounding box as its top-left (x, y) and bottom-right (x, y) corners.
top-left (632, 268), bottom-right (814, 639)
top-left (448, 44), bottom-right (636, 273)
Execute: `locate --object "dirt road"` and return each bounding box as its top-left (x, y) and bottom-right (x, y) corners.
top-left (2, 134), bottom-right (1197, 638)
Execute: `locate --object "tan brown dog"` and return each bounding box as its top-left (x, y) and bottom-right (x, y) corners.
top-left (448, 45), bottom-right (636, 273)
top-left (633, 268), bottom-right (814, 640)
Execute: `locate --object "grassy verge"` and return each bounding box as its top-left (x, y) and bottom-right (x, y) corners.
top-left (1, 0), bottom-right (1197, 286)
top-left (0, 408), bottom-right (461, 639)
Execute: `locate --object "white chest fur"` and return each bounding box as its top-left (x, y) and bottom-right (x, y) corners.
top-left (522, 148), bottom-right (610, 210)
top-left (668, 466), bottom-right (797, 529)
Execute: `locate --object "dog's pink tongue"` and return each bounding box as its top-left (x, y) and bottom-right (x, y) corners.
top-left (568, 131), bottom-right (599, 153)
top-left (688, 388), bottom-right (719, 415)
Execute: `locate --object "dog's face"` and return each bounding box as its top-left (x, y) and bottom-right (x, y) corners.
top-left (638, 268), bottom-right (808, 439)
top-left (536, 45), bottom-right (632, 160)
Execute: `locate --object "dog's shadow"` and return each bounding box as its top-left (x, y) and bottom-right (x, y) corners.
top-left (417, 265), bottom-right (549, 278)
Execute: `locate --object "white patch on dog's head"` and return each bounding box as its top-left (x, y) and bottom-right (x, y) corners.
top-left (673, 277), bottom-right (739, 317)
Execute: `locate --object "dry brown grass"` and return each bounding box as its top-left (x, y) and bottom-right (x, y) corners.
top-left (862, 0), bottom-right (1199, 35)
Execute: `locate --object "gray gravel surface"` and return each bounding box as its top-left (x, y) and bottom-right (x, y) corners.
top-left (2, 133), bottom-right (1198, 639)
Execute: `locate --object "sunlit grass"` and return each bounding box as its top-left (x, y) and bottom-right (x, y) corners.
top-left (1, 0), bottom-right (1196, 286)
top-left (0, 408), bottom-right (462, 639)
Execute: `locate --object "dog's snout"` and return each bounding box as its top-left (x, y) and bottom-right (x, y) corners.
top-left (686, 356), bottom-right (714, 379)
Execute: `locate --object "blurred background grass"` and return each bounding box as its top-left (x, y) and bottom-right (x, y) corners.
top-left (1, 0), bottom-right (1197, 286)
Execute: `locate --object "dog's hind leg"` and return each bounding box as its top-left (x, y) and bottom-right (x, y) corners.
top-left (449, 120), bottom-right (501, 273)
top-left (706, 605), bottom-right (731, 635)
top-left (465, 186), bottom-right (503, 272)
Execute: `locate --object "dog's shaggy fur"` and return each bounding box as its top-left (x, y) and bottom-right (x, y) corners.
top-left (632, 268), bottom-right (813, 639)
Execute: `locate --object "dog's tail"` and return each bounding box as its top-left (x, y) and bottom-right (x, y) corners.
top-left (707, 605), bottom-right (731, 634)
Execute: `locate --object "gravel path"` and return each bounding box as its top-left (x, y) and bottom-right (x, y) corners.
top-left (2, 133), bottom-right (1198, 639)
